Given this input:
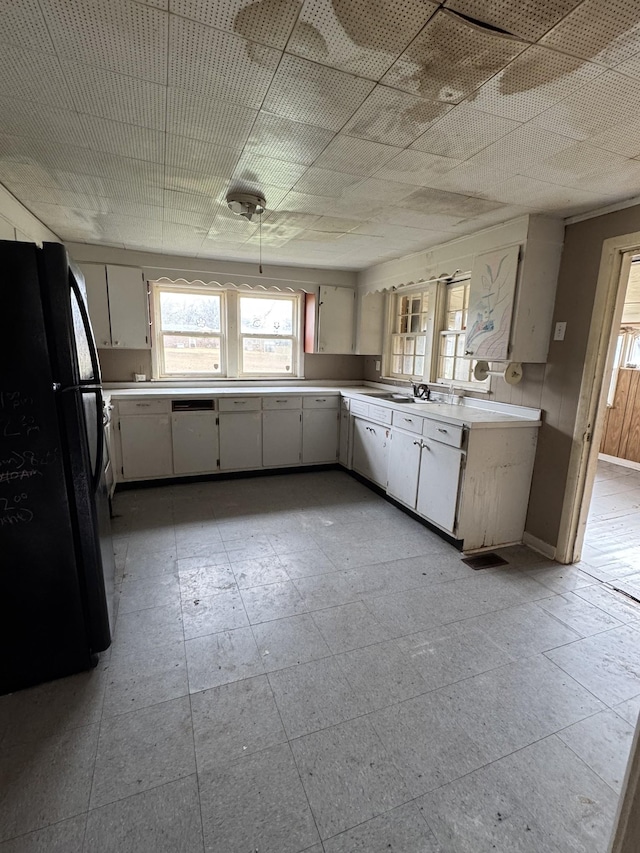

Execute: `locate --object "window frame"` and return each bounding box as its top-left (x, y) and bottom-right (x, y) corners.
top-left (382, 284), bottom-right (437, 383)
top-left (236, 292), bottom-right (300, 379)
top-left (437, 277), bottom-right (490, 391)
top-left (150, 282), bottom-right (303, 381)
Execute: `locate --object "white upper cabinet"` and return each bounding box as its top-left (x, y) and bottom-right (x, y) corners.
top-left (355, 290), bottom-right (384, 355)
top-left (317, 285), bottom-right (355, 353)
top-left (464, 218), bottom-right (564, 364)
top-left (80, 263), bottom-right (150, 349)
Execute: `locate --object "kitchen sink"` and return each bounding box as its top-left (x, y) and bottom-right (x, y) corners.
top-left (363, 392), bottom-right (415, 403)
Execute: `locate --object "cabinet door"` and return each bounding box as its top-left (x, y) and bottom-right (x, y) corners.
top-left (106, 265), bottom-right (149, 349)
top-left (172, 411), bottom-right (218, 474)
top-left (356, 290), bottom-right (384, 355)
top-left (317, 286), bottom-right (355, 353)
top-left (387, 429), bottom-right (421, 508)
top-left (120, 415), bottom-right (173, 479)
top-left (339, 411), bottom-right (351, 467)
top-left (302, 409), bottom-right (339, 464)
top-left (352, 418), bottom-right (389, 487)
top-left (219, 412), bottom-right (262, 471)
top-left (263, 409), bottom-right (302, 467)
top-left (465, 246), bottom-right (519, 361)
top-left (81, 263), bottom-right (112, 348)
top-left (416, 440), bottom-right (463, 533)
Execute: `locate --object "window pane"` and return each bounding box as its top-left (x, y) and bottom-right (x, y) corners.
top-left (441, 357), bottom-right (454, 379)
top-left (456, 335), bottom-right (467, 357)
top-left (400, 316), bottom-right (408, 333)
top-left (416, 336), bottom-right (426, 355)
top-left (410, 314), bottom-right (420, 332)
top-left (240, 297), bottom-right (293, 335)
top-left (392, 355), bottom-right (403, 373)
top-left (392, 335), bottom-right (403, 355)
top-left (405, 337), bottom-right (415, 355)
top-left (162, 334), bottom-right (221, 373)
top-left (414, 357), bottom-right (424, 375)
top-left (242, 337), bottom-right (292, 373)
top-left (455, 358), bottom-right (470, 381)
top-left (411, 297), bottom-right (421, 314)
top-left (160, 291), bottom-right (220, 333)
top-left (443, 335), bottom-right (456, 356)
top-left (403, 356), bottom-right (413, 374)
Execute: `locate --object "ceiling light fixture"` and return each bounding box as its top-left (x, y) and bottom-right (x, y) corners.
top-left (226, 191), bottom-right (267, 274)
top-left (226, 191), bottom-right (266, 221)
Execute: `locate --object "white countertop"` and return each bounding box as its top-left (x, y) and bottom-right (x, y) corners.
top-left (105, 384), bottom-right (541, 429)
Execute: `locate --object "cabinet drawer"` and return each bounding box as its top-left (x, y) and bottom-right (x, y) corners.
top-left (218, 396), bottom-right (262, 412)
top-left (392, 410), bottom-right (423, 434)
top-left (367, 403), bottom-right (392, 426)
top-left (423, 419), bottom-right (464, 448)
top-left (119, 399), bottom-right (170, 415)
top-left (263, 396), bottom-right (302, 410)
top-left (350, 399), bottom-right (368, 417)
top-left (303, 395), bottom-right (339, 409)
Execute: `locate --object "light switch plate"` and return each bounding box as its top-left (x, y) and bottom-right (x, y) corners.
top-left (375, 360), bottom-right (381, 371)
top-left (554, 321), bottom-right (566, 341)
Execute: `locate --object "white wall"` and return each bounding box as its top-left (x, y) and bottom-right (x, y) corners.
top-left (0, 184), bottom-right (60, 245)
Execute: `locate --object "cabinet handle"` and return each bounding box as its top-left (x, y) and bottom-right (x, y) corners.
top-left (315, 398), bottom-right (327, 402)
top-left (275, 399), bottom-right (288, 403)
top-left (465, 349), bottom-right (473, 355)
top-left (413, 440), bottom-right (422, 447)
top-left (437, 428), bottom-right (448, 433)
top-left (136, 403), bottom-right (151, 407)
top-left (113, 340), bottom-right (120, 346)
top-left (233, 401), bottom-right (247, 405)
top-left (404, 418), bottom-right (413, 422)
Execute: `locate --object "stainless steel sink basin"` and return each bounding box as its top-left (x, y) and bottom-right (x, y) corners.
top-left (363, 392), bottom-right (415, 403)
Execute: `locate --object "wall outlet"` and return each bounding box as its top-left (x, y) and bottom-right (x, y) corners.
top-left (375, 360), bottom-right (381, 371)
top-left (554, 321), bottom-right (567, 341)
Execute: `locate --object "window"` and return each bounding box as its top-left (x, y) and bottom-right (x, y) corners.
top-left (152, 284), bottom-right (301, 379)
top-left (156, 288), bottom-right (223, 377)
top-left (389, 291), bottom-right (429, 379)
top-left (239, 295), bottom-right (296, 376)
top-left (437, 280), bottom-right (489, 389)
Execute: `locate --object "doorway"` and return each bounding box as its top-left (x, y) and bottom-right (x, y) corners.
top-left (581, 255), bottom-right (640, 585)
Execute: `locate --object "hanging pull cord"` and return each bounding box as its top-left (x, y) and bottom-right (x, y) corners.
top-left (259, 213), bottom-right (263, 275)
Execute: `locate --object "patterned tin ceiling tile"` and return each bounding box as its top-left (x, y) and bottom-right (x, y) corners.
top-left (167, 89), bottom-right (258, 147)
top-left (411, 104), bottom-right (521, 159)
top-left (171, 0), bottom-right (302, 49)
top-left (169, 15), bottom-right (280, 107)
top-left (262, 54), bottom-right (375, 131)
top-left (443, 0), bottom-right (582, 42)
top-left (0, 44), bottom-right (75, 109)
top-left (314, 136), bottom-right (402, 176)
top-left (231, 152), bottom-right (308, 190)
top-left (40, 0), bottom-right (168, 83)
top-left (375, 149), bottom-right (462, 186)
top-left (293, 167), bottom-right (363, 197)
top-left (482, 174), bottom-right (605, 214)
top-left (342, 85), bottom-right (453, 146)
top-left (79, 116), bottom-right (165, 163)
top-left (531, 70), bottom-right (640, 140)
top-left (244, 113), bottom-right (335, 165)
top-left (0, 0), bottom-right (56, 51)
top-left (0, 98), bottom-right (90, 147)
top-left (469, 45), bottom-right (605, 123)
top-left (287, 0), bottom-right (438, 79)
top-left (62, 62), bottom-right (166, 129)
top-left (163, 167), bottom-right (230, 198)
top-left (540, 0), bottom-right (640, 67)
top-left (165, 136), bottom-right (241, 178)
top-left (381, 10), bottom-right (527, 104)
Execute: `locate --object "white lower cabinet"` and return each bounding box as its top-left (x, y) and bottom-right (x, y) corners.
top-left (415, 439), bottom-right (463, 534)
top-left (352, 418), bottom-right (389, 487)
top-left (219, 412), bottom-right (262, 471)
top-left (172, 411), bottom-right (218, 475)
top-left (386, 429), bottom-right (422, 507)
top-left (263, 409), bottom-right (302, 467)
top-left (119, 414), bottom-right (173, 479)
top-left (302, 409), bottom-right (339, 464)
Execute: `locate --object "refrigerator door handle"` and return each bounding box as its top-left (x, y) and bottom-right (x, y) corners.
top-left (91, 388), bottom-right (105, 494)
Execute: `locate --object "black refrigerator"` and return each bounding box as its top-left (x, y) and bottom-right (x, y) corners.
top-left (0, 240), bottom-right (114, 695)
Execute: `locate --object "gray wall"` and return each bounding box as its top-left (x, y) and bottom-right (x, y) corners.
top-left (526, 204), bottom-right (640, 547)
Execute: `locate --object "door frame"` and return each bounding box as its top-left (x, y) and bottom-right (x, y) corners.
top-left (555, 231), bottom-right (640, 564)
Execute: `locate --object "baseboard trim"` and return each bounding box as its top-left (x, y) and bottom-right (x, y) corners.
top-left (523, 531), bottom-right (557, 560)
top-left (599, 453), bottom-right (640, 471)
